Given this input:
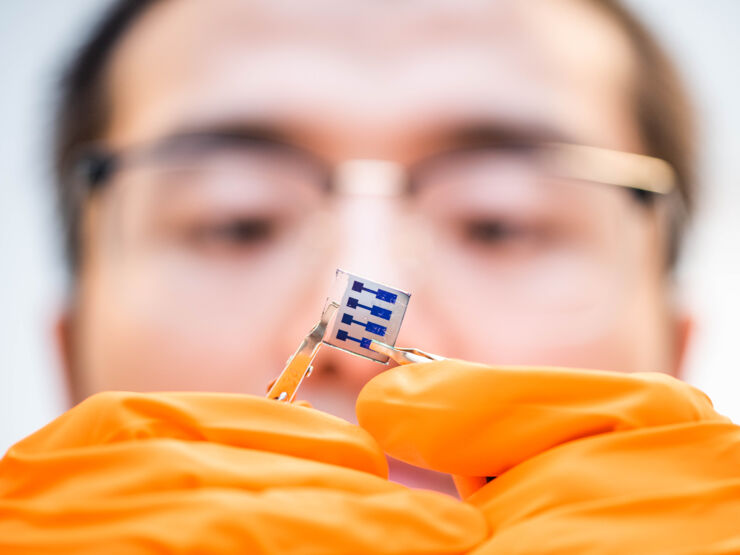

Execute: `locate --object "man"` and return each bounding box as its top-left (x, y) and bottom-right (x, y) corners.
top-left (0, 0), bottom-right (737, 552)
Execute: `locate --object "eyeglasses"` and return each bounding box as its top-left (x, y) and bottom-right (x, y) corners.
top-left (69, 130), bottom-right (677, 345)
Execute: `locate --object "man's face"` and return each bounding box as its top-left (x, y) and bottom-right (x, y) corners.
top-left (69, 0), bottom-right (681, 490)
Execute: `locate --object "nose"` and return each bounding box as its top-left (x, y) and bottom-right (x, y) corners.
top-left (327, 159), bottom-right (450, 352)
top-left (300, 159), bottom-right (453, 414)
top-left (330, 160), bottom-right (409, 287)
top-left (301, 161), bottom-right (411, 404)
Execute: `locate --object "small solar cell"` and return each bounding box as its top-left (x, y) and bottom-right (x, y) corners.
top-left (325, 270), bottom-right (410, 363)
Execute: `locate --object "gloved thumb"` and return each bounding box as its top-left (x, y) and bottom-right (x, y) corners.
top-left (356, 359), bottom-right (726, 478)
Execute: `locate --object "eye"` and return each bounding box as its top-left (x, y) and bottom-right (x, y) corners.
top-left (458, 218), bottom-right (537, 246)
top-left (187, 217), bottom-right (279, 252)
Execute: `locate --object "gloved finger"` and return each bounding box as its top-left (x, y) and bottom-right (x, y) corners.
top-left (468, 421), bottom-right (740, 529)
top-left (13, 391), bottom-right (387, 478)
top-left (0, 439), bottom-right (404, 503)
top-left (0, 487), bottom-right (488, 554)
top-left (470, 481), bottom-right (740, 554)
top-left (356, 359), bottom-right (728, 477)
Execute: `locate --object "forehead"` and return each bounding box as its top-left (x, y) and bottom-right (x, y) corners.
top-left (107, 0), bottom-right (640, 154)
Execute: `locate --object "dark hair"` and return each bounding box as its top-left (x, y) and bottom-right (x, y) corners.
top-left (54, 0), bottom-right (158, 274)
top-left (588, 0), bottom-right (696, 268)
top-left (53, 0), bottom-right (696, 276)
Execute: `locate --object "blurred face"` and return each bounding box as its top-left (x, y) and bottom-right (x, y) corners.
top-left (69, 0), bottom-right (682, 490)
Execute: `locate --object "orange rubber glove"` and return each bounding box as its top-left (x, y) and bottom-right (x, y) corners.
top-left (357, 361), bottom-right (740, 554)
top-left (0, 391), bottom-right (487, 554)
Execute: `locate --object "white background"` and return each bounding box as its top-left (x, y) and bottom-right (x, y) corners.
top-left (1, 1), bottom-right (738, 452)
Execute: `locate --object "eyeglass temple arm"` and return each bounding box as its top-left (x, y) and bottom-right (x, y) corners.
top-left (547, 143), bottom-right (677, 195)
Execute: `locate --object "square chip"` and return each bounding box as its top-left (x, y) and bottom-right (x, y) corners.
top-left (324, 269), bottom-right (410, 363)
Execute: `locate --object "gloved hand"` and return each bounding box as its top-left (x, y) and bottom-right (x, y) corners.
top-left (357, 361), bottom-right (740, 554)
top-left (0, 391), bottom-right (487, 553)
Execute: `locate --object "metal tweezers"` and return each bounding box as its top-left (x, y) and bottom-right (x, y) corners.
top-left (266, 304), bottom-right (443, 402)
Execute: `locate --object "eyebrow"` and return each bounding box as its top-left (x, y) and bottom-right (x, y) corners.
top-left (159, 121), bottom-right (308, 152)
top-left (402, 119), bottom-right (578, 191)
top-left (114, 120), bottom-right (332, 190)
top-left (432, 119), bottom-right (577, 152)
top-left (144, 120), bottom-right (332, 170)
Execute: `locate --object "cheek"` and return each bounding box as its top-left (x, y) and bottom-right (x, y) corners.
top-left (77, 283), bottom-right (274, 396)
top-left (74, 255), bottom-right (327, 397)
top-left (401, 215), bottom-right (671, 373)
top-left (411, 280), bottom-right (668, 373)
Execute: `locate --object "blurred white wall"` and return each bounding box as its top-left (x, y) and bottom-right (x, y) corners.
top-left (625, 0), bottom-right (740, 424)
top-left (0, 1), bottom-right (114, 452)
top-left (1, 0), bottom-right (738, 453)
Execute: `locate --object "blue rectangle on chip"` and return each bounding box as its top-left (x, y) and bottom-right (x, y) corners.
top-left (376, 289), bottom-right (397, 303)
top-left (370, 306), bottom-right (392, 320)
top-left (365, 322), bottom-right (386, 336)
